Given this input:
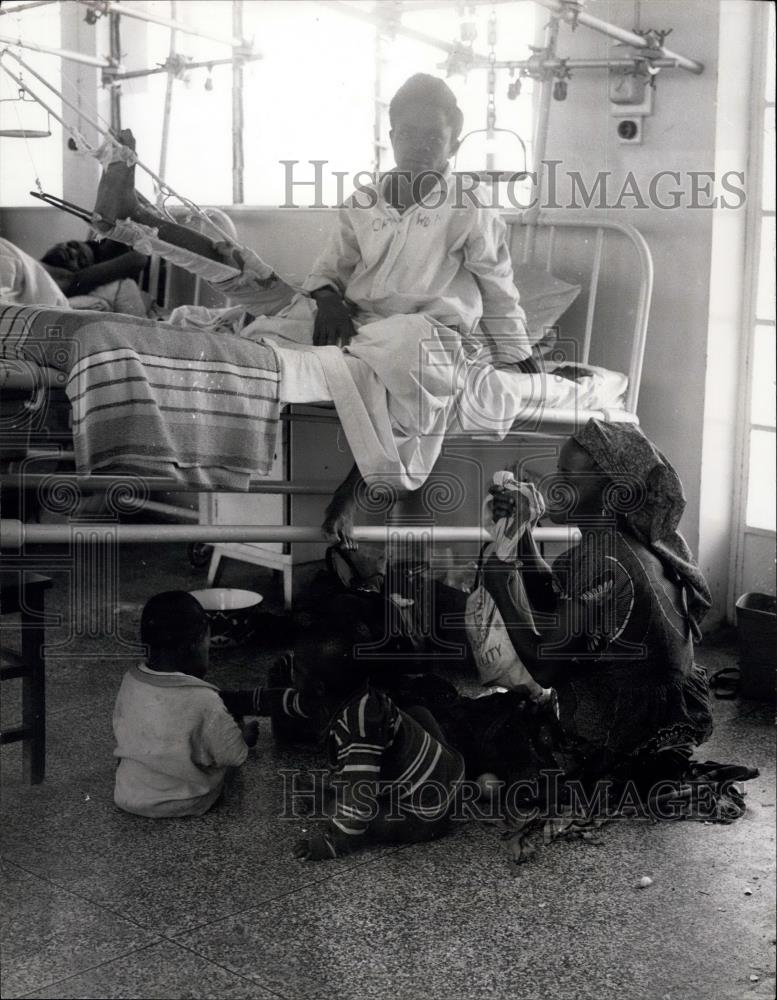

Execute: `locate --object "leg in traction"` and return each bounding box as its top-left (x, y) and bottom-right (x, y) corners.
top-left (94, 129), bottom-right (224, 262)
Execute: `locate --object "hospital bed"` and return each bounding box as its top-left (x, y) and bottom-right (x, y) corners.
top-left (0, 209), bottom-right (653, 603)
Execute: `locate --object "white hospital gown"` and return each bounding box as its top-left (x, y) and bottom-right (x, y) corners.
top-left (300, 173), bottom-right (532, 363)
top-left (228, 176), bottom-right (538, 488)
top-left (146, 176), bottom-right (538, 489)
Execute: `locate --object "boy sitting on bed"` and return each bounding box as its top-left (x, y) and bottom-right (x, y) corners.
top-left (221, 619), bottom-right (464, 859)
top-left (92, 73), bottom-right (536, 545)
top-left (112, 591), bottom-right (258, 818)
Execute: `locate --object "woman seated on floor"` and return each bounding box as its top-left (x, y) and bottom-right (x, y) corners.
top-left (482, 418), bottom-right (715, 791)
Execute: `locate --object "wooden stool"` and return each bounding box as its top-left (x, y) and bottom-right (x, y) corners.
top-left (0, 572), bottom-right (53, 784)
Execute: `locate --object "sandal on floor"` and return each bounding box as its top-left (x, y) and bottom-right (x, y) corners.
top-left (708, 665), bottom-right (740, 699)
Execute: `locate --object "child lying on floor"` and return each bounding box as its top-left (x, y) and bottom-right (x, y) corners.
top-left (112, 591), bottom-right (258, 818)
top-left (221, 622), bottom-right (464, 859)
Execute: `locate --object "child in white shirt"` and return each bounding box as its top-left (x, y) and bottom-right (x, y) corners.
top-left (112, 591), bottom-right (256, 818)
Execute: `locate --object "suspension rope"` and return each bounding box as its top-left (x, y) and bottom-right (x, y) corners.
top-left (9, 84), bottom-right (44, 193)
top-left (0, 46), bottom-right (240, 245)
top-left (486, 7), bottom-right (497, 132)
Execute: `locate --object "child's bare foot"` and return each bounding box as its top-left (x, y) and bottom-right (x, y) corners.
top-left (93, 128), bottom-right (145, 230)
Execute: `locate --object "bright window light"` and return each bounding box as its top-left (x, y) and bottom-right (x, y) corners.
top-left (0, 3), bottom-right (63, 206)
top-left (743, 2), bottom-right (775, 535)
top-left (746, 429), bottom-right (776, 531)
top-left (756, 217), bottom-right (775, 321)
top-left (750, 326), bottom-right (777, 428)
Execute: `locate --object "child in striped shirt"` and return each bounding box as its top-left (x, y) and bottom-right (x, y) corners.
top-left (222, 625), bottom-right (464, 860)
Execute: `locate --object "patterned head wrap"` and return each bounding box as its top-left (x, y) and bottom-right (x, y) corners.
top-left (572, 419), bottom-right (712, 640)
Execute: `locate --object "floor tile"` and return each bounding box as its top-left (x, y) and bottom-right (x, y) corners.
top-left (0, 860), bottom-right (158, 999)
top-left (175, 866), bottom-right (399, 999)
top-left (2, 548), bottom-right (774, 1000)
top-left (20, 940), bottom-right (277, 1000)
top-left (2, 735), bottom-right (397, 937)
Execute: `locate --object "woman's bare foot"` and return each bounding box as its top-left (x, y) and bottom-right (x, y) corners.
top-left (322, 492), bottom-right (358, 550)
top-left (321, 463), bottom-right (363, 550)
top-left (93, 129), bottom-right (147, 230)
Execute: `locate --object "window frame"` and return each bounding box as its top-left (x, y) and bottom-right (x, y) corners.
top-left (729, 1), bottom-right (776, 611)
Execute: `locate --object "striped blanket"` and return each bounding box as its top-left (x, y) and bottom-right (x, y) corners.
top-left (0, 304), bottom-right (281, 489)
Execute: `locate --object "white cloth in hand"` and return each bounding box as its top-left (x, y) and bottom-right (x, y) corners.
top-left (483, 471), bottom-right (545, 562)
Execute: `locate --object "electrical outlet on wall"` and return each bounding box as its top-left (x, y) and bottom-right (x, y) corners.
top-left (615, 117), bottom-right (643, 144)
top-left (609, 64), bottom-right (653, 144)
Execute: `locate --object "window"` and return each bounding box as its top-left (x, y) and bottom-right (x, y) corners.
top-left (0, 2), bottom-right (63, 206)
top-left (373, 3), bottom-right (537, 177)
top-left (742, 3), bottom-right (775, 534)
top-left (100, 1), bottom-right (536, 207)
top-left (1, 2), bottom-right (536, 209)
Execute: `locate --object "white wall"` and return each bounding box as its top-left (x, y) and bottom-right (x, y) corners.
top-left (541, 1), bottom-right (723, 561)
top-left (60, 9), bottom-right (101, 214)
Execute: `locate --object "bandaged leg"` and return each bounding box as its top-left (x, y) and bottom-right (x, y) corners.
top-left (93, 130), bottom-right (295, 316)
top-left (92, 129), bottom-right (146, 230)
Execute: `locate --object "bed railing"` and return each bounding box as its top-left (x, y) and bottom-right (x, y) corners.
top-left (143, 207), bottom-right (653, 417)
top-left (506, 212), bottom-right (653, 415)
top-left (0, 519), bottom-right (580, 548)
top-left (1, 210), bottom-right (653, 530)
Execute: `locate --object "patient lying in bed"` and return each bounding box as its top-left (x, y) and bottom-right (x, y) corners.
top-left (0, 236), bottom-right (148, 317)
top-left (92, 74), bottom-right (538, 547)
top-left (40, 238), bottom-right (149, 317)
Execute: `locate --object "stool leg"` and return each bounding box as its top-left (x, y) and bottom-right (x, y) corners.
top-left (21, 585), bottom-right (46, 784)
top-left (207, 549), bottom-right (223, 587)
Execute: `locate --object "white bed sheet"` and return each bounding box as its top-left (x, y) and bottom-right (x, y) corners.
top-left (275, 344), bottom-right (628, 427)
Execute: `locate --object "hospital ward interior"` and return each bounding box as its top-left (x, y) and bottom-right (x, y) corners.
top-left (0, 0), bottom-right (775, 997)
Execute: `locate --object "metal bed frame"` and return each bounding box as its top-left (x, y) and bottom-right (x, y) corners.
top-left (508, 213), bottom-right (652, 418)
top-left (0, 209), bottom-right (653, 563)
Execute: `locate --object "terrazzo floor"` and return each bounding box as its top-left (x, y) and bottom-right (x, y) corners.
top-left (1, 544), bottom-right (775, 1000)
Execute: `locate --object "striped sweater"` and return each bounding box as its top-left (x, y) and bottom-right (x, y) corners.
top-left (327, 687), bottom-right (463, 837)
top-left (242, 685), bottom-right (464, 853)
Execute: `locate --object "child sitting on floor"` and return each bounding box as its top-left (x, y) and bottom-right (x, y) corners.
top-left (221, 621), bottom-right (464, 859)
top-left (112, 591), bottom-right (257, 818)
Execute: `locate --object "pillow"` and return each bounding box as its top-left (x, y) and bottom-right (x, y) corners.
top-left (512, 264), bottom-right (581, 351)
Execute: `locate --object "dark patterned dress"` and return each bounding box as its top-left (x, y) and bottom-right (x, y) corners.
top-left (549, 529), bottom-right (713, 775)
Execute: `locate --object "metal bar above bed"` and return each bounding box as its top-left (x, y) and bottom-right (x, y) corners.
top-left (0, 519), bottom-right (580, 548)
